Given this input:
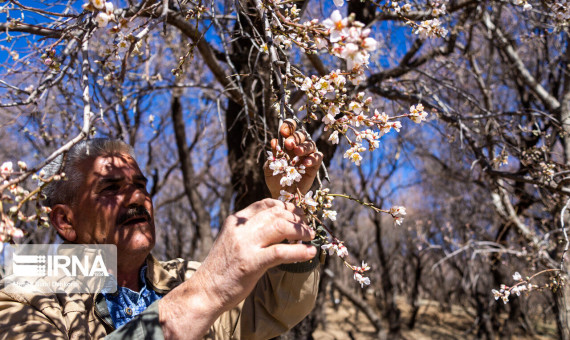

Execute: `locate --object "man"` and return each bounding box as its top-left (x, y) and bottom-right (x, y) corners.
top-left (0, 121), bottom-right (323, 339)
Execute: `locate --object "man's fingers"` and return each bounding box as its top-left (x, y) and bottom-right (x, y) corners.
top-left (284, 131), bottom-right (306, 151)
top-left (302, 151), bottom-right (323, 168)
top-left (279, 119), bottom-right (297, 137)
top-left (239, 198), bottom-right (303, 219)
top-left (262, 243), bottom-right (317, 267)
top-left (270, 138), bottom-right (279, 152)
top-left (256, 214), bottom-right (315, 245)
top-left (294, 140), bottom-right (316, 157)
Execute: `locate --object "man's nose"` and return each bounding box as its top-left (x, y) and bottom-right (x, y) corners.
top-left (124, 184), bottom-right (147, 207)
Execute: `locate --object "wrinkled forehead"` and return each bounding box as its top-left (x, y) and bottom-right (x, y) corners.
top-left (80, 153), bottom-right (143, 183)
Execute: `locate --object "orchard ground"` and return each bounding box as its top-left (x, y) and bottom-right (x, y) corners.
top-left (314, 294), bottom-right (557, 339)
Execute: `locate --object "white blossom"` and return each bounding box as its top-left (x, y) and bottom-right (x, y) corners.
top-left (354, 272), bottom-right (371, 288)
top-left (328, 130), bottom-right (340, 144)
top-left (95, 12), bottom-right (110, 27)
top-left (322, 209), bottom-right (337, 221)
top-left (300, 77), bottom-right (313, 91)
top-left (90, 0), bottom-right (106, 10)
top-left (322, 10), bottom-right (349, 43)
top-left (104, 1), bottom-right (114, 15)
top-left (303, 191), bottom-right (319, 212)
top-left (278, 190), bottom-right (295, 202)
top-left (1, 162), bottom-right (13, 179)
top-left (409, 104), bottom-right (428, 123)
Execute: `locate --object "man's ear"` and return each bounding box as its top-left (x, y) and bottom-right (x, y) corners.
top-left (50, 205), bottom-right (77, 242)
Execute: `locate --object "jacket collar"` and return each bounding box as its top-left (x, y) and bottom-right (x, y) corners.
top-left (144, 254), bottom-right (184, 294)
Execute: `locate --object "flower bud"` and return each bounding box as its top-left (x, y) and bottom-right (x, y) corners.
top-left (17, 161), bottom-right (27, 171)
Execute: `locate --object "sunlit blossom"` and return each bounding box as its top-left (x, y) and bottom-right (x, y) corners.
top-left (95, 12), bottom-right (110, 27)
top-left (323, 111), bottom-right (337, 126)
top-left (409, 104), bottom-right (428, 123)
top-left (322, 10), bottom-right (349, 43)
top-left (392, 121), bottom-right (402, 132)
top-left (329, 130), bottom-right (340, 144)
top-left (90, 0), bottom-right (106, 10)
top-left (322, 209), bottom-right (337, 221)
top-left (303, 191), bottom-right (319, 212)
top-left (389, 206), bottom-right (406, 217)
top-left (413, 19), bottom-right (448, 38)
top-left (104, 1), bottom-right (114, 14)
top-left (353, 272), bottom-right (371, 288)
top-left (1, 162), bottom-right (13, 179)
top-left (278, 190), bottom-right (295, 202)
top-left (300, 77), bottom-right (313, 91)
top-left (17, 161), bottom-right (27, 171)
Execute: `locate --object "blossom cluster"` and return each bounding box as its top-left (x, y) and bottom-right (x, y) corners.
top-left (387, 1), bottom-right (448, 37)
top-left (389, 206), bottom-right (407, 225)
top-left (0, 213), bottom-right (24, 243)
top-left (322, 238), bottom-right (372, 288)
top-left (83, 0), bottom-right (115, 28)
top-left (412, 19), bottom-right (448, 38)
top-left (389, 1), bottom-right (413, 15)
top-left (296, 71), bottom-right (428, 165)
top-left (267, 146), bottom-right (306, 187)
top-left (278, 187), bottom-right (337, 222)
top-left (429, 0), bottom-right (448, 16)
top-left (40, 49), bottom-right (61, 71)
top-left (1, 160), bottom-right (59, 240)
top-left (262, 5), bottom-right (378, 80)
top-left (1, 161), bottom-right (27, 242)
top-left (323, 10), bottom-right (379, 73)
top-left (492, 282), bottom-right (535, 304)
top-left (1, 162), bottom-right (29, 202)
top-left (352, 261), bottom-right (371, 288)
top-left (321, 240), bottom-right (349, 258)
top-left (492, 271), bottom-right (563, 304)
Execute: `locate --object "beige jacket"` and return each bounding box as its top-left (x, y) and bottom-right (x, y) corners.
top-left (0, 254), bottom-right (319, 339)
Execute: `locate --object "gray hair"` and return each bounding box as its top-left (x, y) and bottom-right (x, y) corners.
top-left (42, 139), bottom-right (135, 208)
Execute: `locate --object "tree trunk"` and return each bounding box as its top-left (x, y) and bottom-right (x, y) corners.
top-left (557, 34), bottom-right (570, 340)
top-left (171, 95), bottom-right (213, 259)
top-left (373, 214), bottom-right (401, 336)
top-left (555, 271), bottom-right (570, 340)
top-left (407, 254), bottom-right (421, 330)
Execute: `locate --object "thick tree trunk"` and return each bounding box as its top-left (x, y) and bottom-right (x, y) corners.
top-left (555, 266), bottom-right (570, 340)
top-left (373, 214), bottom-right (401, 336)
top-left (226, 99), bottom-right (272, 211)
top-left (407, 254), bottom-right (421, 330)
top-left (171, 95), bottom-right (213, 260)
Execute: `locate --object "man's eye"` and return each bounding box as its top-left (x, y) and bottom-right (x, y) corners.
top-left (135, 183), bottom-right (147, 190)
top-left (102, 184), bottom-right (120, 193)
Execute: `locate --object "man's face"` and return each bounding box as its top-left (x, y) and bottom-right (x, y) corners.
top-left (70, 153), bottom-right (155, 259)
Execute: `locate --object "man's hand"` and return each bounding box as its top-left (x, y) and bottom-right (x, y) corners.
top-left (264, 119), bottom-right (323, 199)
top-left (158, 199), bottom-right (316, 339)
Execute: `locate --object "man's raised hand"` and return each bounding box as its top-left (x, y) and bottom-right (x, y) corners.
top-left (264, 119), bottom-right (323, 199)
top-left (159, 199), bottom-right (316, 339)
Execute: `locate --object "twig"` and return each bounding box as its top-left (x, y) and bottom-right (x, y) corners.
top-left (560, 198), bottom-right (570, 271)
